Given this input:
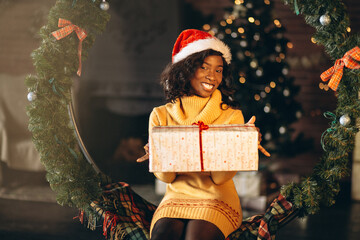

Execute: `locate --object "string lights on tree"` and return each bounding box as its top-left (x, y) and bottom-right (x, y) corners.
top-left (204, 0), bottom-right (305, 155)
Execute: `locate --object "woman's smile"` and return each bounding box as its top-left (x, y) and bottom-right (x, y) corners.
top-left (201, 82), bottom-right (215, 91)
top-left (190, 55), bottom-right (224, 98)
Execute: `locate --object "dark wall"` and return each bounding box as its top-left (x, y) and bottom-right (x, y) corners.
top-left (75, 0), bottom-right (180, 183)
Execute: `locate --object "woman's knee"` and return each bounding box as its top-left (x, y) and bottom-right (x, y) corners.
top-left (151, 218), bottom-right (186, 240)
top-left (185, 220), bottom-right (225, 240)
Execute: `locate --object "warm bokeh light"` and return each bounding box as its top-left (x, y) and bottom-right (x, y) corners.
top-left (234, 0), bottom-right (244, 5)
top-left (225, 28), bottom-right (232, 34)
top-left (264, 0), bottom-right (270, 5)
top-left (220, 21), bottom-right (227, 27)
top-left (265, 86), bottom-right (271, 93)
top-left (239, 72), bottom-right (245, 77)
top-left (250, 61), bottom-right (257, 68)
top-left (238, 27), bottom-right (245, 33)
top-left (311, 37), bottom-right (317, 43)
top-left (274, 19), bottom-right (281, 27)
top-left (226, 19), bottom-right (233, 24)
top-left (255, 20), bottom-right (261, 25)
top-left (203, 24), bottom-right (211, 31)
top-left (248, 17), bottom-right (255, 23)
top-left (254, 94), bottom-right (261, 101)
top-left (239, 77), bottom-right (246, 83)
top-left (347, 27), bottom-right (351, 32)
top-left (270, 81), bottom-right (276, 88)
top-left (287, 42), bottom-right (294, 48)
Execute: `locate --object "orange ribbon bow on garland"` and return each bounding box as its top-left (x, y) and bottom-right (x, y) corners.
top-left (320, 46), bottom-right (360, 91)
top-left (51, 18), bottom-right (87, 76)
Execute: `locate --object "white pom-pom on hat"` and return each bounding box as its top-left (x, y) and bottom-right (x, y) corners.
top-left (172, 29), bottom-right (232, 64)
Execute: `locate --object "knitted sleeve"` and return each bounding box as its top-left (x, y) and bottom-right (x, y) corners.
top-left (149, 108), bottom-right (160, 131)
top-left (149, 108), bottom-right (177, 183)
top-left (229, 109), bottom-right (245, 124)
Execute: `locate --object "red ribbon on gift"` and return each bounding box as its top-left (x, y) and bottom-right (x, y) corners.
top-left (320, 46), bottom-right (360, 91)
top-left (51, 18), bottom-right (87, 76)
top-left (192, 121), bottom-right (209, 172)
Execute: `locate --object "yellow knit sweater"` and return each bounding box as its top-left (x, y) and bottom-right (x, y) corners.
top-left (149, 90), bottom-right (245, 238)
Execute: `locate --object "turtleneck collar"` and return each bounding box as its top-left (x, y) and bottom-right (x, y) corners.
top-left (165, 89), bottom-right (223, 125)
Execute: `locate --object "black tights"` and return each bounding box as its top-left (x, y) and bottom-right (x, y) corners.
top-left (151, 218), bottom-right (225, 240)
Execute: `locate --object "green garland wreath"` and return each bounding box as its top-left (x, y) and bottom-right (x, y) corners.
top-left (280, 0), bottom-right (360, 216)
top-left (25, 0), bottom-right (110, 214)
top-left (25, 0), bottom-right (360, 235)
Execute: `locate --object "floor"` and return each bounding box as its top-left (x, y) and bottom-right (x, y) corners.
top-left (0, 160), bottom-right (359, 240)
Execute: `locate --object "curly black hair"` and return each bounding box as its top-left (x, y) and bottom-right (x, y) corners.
top-left (160, 49), bottom-right (237, 108)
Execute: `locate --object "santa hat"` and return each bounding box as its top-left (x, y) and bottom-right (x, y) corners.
top-left (172, 29), bottom-right (232, 64)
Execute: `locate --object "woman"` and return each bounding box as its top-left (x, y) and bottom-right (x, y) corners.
top-left (138, 29), bottom-right (269, 240)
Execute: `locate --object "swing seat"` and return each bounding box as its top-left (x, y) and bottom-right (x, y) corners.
top-left (86, 182), bottom-right (295, 240)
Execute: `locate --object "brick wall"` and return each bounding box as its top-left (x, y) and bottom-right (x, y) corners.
top-left (273, 0), bottom-right (360, 152)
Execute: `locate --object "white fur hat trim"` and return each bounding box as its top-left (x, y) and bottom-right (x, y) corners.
top-left (173, 37), bottom-right (232, 64)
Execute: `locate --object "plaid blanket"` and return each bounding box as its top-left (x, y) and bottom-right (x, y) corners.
top-left (88, 182), bottom-right (293, 240)
top-left (90, 182), bottom-right (157, 240)
top-left (227, 194), bottom-right (293, 240)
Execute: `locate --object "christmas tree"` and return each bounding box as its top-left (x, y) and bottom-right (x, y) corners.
top-left (203, 0), bottom-right (307, 156)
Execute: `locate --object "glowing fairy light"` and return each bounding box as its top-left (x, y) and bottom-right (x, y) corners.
top-left (274, 19), bottom-right (281, 27)
top-left (203, 24), bottom-right (211, 31)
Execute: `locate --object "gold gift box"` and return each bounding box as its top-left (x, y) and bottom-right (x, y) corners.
top-left (149, 124), bottom-right (259, 172)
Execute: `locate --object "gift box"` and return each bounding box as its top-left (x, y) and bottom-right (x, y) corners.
top-left (149, 123), bottom-right (259, 172)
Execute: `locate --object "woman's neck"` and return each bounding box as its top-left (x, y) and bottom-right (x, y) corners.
top-left (165, 90), bottom-right (223, 125)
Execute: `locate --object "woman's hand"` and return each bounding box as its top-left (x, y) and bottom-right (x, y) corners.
top-left (136, 143), bottom-right (149, 162)
top-left (247, 116), bottom-right (270, 157)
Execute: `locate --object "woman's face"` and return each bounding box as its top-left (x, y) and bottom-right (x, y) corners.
top-left (190, 55), bottom-right (224, 98)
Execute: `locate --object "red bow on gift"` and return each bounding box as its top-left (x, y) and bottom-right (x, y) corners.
top-left (192, 121), bottom-right (209, 172)
top-left (51, 18), bottom-right (87, 76)
top-left (320, 46), bottom-right (360, 91)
